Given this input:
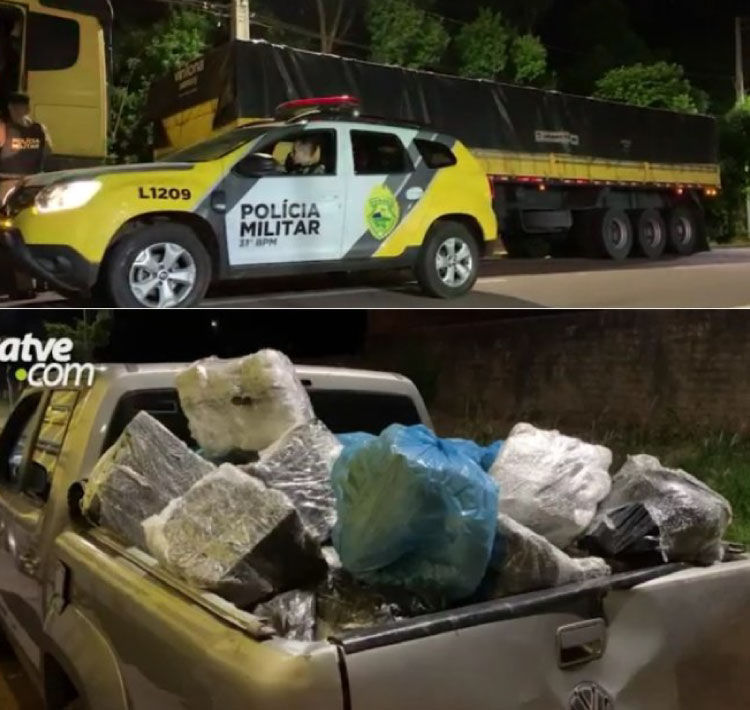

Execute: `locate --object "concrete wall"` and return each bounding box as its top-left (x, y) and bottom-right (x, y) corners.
top-left (328, 311), bottom-right (750, 438)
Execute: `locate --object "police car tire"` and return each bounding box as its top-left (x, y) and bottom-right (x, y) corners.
top-left (106, 224), bottom-right (211, 309)
top-left (415, 221), bottom-right (480, 299)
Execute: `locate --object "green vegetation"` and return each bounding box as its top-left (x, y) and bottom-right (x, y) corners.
top-left (510, 34), bottom-right (548, 85)
top-left (109, 9), bottom-right (217, 163)
top-left (366, 0), bottom-right (449, 69)
top-left (43, 311), bottom-right (113, 362)
top-left (454, 9), bottom-right (548, 86)
top-left (594, 62), bottom-right (707, 114)
top-left (455, 8), bottom-right (512, 79)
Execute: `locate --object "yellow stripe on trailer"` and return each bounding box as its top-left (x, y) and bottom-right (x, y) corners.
top-left (471, 148), bottom-right (721, 189)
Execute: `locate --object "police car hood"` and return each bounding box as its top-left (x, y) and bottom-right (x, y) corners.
top-left (22, 162), bottom-right (196, 187)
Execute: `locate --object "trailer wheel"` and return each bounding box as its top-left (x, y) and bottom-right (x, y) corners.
top-left (667, 206), bottom-right (700, 255)
top-left (415, 220), bottom-right (480, 298)
top-left (631, 208), bottom-right (667, 259)
top-left (105, 223), bottom-right (212, 309)
top-left (595, 208), bottom-right (633, 260)
top-left (577, 208), bottom-right (633, 260)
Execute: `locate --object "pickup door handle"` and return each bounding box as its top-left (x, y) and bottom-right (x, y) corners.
top-left (556, 619), bottom-right (607, 669)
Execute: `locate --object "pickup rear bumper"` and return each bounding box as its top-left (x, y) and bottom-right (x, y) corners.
top-left (1, 228), bottom-right (98, 294)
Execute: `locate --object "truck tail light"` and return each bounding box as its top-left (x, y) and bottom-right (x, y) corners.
top-left (488, 177), bottom-right (496, 200)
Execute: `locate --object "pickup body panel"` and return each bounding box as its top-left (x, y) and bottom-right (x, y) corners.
top-left (51, 531), bottom-right (344, 710)
top-left (339, 559), bottom-right (750, 710)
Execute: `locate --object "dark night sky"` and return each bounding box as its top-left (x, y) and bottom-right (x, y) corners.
top-left (0, 310), bottom-right (563, 363)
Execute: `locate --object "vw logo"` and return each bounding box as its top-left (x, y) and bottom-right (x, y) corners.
top-left (568, 682), bottom-right (614, 710)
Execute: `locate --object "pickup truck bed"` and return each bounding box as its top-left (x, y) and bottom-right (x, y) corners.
top-left (2, 363), bottom-right (750, 710)
top-left (59, 522), bottom-right (750, 710)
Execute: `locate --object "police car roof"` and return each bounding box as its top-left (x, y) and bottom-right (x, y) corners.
top-left (286, 112), bottom-right (429, 131)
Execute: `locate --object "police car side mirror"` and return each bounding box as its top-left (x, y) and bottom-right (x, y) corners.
top-left (235, 153), bottom-right (279, 178)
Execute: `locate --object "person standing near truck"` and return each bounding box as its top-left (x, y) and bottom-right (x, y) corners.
top-left (0, 92), bottom-right (52, 300)
top-left (0, 91), bottom-right (51, 199)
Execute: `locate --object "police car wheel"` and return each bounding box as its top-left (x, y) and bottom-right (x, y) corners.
top-left (416, 221), bottom-right (480, 299)
top-left (106, 224), bottom-right (211, 309)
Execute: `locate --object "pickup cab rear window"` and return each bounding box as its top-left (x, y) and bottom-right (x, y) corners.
top-left (102, 388), bottom-right (423, 453)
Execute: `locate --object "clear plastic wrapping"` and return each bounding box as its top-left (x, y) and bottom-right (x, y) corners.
top-left (254, 591), bottom-right (317, 642)
top-left (143, 464), bottom-right (327, 606)
top-left (80, 411), bottom-right (214, 549)
top-left (488, 514), bottom-right (611, 596)
top-left (245, 420), bottom-right (342, 542)
top-left (591, 454), bottom-right (732, 565)
top-left (490, 423), bottom-right (612, 548)
top-left (176, 349), bottom-right (314, 457)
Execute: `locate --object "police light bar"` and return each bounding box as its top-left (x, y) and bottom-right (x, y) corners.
top-left (275, 95), bottom-right (361, 121)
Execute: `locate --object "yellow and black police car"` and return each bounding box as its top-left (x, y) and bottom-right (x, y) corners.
top-left (1, 97), bottom-right (497, 308)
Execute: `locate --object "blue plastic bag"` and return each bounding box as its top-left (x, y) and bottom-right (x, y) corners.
top-left (332, 424), bottom-right (500, 602)
top-left (337, 432), bottom-right (376, 451)
top-left (445, 438), bottom-right (504, 473)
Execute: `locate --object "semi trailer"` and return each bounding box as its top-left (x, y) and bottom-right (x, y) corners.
top-left (148, 40), bottom-right (721, 261)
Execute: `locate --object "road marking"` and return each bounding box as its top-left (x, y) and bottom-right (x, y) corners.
top-left (477, 276), bottom-right (509, 284)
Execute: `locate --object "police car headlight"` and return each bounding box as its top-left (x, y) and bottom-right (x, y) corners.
top-left (35, 180), bottom-right (102, 214)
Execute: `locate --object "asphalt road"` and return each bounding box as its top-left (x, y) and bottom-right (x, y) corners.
top-left (4, 247), bottom-right (750, 309)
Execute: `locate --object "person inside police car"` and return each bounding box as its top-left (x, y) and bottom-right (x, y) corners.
top-left (285, 137), bottom-right (326, 176)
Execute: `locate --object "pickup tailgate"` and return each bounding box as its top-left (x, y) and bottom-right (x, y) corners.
top-left (336, 559), bottom-right (750, 710)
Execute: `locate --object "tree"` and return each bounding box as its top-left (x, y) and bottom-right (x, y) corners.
top-left (594, 62), bottom-right (705, 113)
top-left (454, 9), bottom-right (548, 86)
top-left (366, 0), bottom-right (449, 69)
top-left (709, 100), bottom-right (750, 241)
top-left (511, 34), bottom-right (547, 85)
top-left (455, 8), bottom-right (511, 79)
top-left (110, 9), bottom-right (219, 163)
top-left (44, 311), bottom-right (113, 362)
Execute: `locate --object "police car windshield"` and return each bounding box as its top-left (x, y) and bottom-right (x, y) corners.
top-left (162, 126), bottom-right (270, 163)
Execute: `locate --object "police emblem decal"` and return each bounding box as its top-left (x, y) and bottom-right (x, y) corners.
top-left (365, 184), bottom-right (400, 241)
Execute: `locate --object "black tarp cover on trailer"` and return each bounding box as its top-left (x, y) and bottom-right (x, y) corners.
top-left (148, 40), bottom-right (718, 166)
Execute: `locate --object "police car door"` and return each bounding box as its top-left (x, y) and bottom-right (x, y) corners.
top-left (341, 126), bottom-right (422, 260)
top-left (224, 127), bottom-right (345, 265)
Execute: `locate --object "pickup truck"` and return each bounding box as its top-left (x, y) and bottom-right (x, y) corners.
top-left (0, 363), bottom-right (749, 710)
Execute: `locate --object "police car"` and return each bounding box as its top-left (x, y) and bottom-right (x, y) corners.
top-left (1, 96), bottom-right (497, 308)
